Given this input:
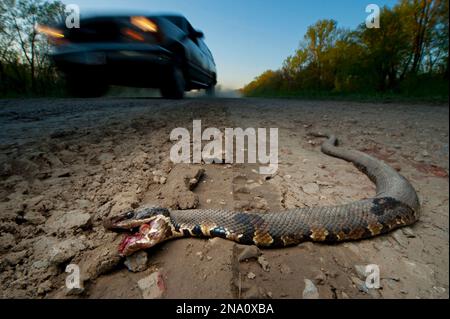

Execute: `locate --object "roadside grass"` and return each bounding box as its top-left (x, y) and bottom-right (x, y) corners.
top-left (242, 89), bottom-right (449, 105)
top-left (241, 75), bottom-right (449, 104)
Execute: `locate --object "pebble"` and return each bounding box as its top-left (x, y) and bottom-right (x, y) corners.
top-left (32, 260), bottom-right (50, 270)
top-left (302, 183), bottom-right (320, 195)
top-left (45, 210), bottom-right (92, 233)
top-left (234, 186), bottom-right (250, 194)
top-left (124, 251), bottom-right (148, 272)
top-left (152, 170), bottom-right (164, 176)
top-left (0, 233), bottom-right (16, 252)
top-left (247, 272), bottom-right (256, 280)
top-left (4, 250), bottom-right (28, 265)
top-left (317, 181), bottom-right (333, 187)
top-left (314, 271), bottom-right (326, 285)
top-left (402, 227), bottom-right (416, 238)
top-left (242, 286), bottom-right (265, 299)
top-left (302, 279), bottom-right (319, 299)
top-left (65, 286), bottom-right (85, 296)
top-left (413, 155), bottom-right (427, 163)
top-left (354, 265), bottom-right (367, 280)
top-left (186, 169), bottom-right (205, 190)
top-left (49, 238), bottom-right (86, 265)
top-left (351, 276), bottom-right (369, 293)
top-left (257, 256), bottom-right (270, 272)
top-left (37, 280), bottom-right (53, 295)
top-left (238, 246), bottom-right (261, 262)
top-left (24, 211), bottom-right (46, 225)
top-left (195, 251), bottom-right (204, 261)
top-left (137, 271), bottom-right (165, 299)
top-left (433, 286), bottom-right (446, 294)
top-left (54, 169), bottom-right (71, 178)
top-left (188, 178), bottom-right (198, 189)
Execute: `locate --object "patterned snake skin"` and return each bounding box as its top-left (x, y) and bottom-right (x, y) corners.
top-left (106, 135), bottom-right (421, 256)
top-left (166, 135), bottom-right (421, 247)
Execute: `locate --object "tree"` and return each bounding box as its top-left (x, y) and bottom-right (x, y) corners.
top-left (358, 6), bottom-right (411, 90)
top-left (302, 19), bottom-right (338, 88)
top-left (1, 0), bottom-right (65, 93)
top-left (281, 48), bottom-right (308, 88)
top-left (395, 0), bottom-right (443, 76)
top-left (240, 70), bottom-right (283, 96)
top-left (330, 30), bottom-right (371, 92)
top-left (434, 0), bottom-right (449, 77)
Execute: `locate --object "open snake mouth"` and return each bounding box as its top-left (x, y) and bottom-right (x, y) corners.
top-left (117, 216), bottom-right (171, 256)
top-left (104, 207), bottom-right (170, 231)
top-left (118, 233), bottom-right (144, 255)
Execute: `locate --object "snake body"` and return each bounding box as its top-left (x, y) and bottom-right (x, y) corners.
top-left (107, 135), bottom-right (420, 255)
top-left (165, 135), bottom-right (420, 247)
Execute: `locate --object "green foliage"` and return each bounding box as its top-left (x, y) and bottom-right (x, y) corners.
top-left (0, 0), bottom-right (66, 96)
top-left (242, 0), bottom-right (449, 101)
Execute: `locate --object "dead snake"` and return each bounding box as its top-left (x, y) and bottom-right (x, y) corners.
top-left (105, 135), bottom-right (420, 256)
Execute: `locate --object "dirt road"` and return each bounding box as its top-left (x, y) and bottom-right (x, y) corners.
top-left (0, 97), bottom-right (448, 299)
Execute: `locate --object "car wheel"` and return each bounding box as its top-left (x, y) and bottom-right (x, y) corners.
top-left (206, 84), bottom-right (215, 97)
top-left (160, 65), bottom-right (185, 99)
top-left (65, 73), bottom-right (108, 98)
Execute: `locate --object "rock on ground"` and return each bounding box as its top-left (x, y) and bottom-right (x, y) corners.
top-left (124, 251), bottom-right (148, 272)
top-left (45, 210), bottom-right (92, 234)
top-left (238, 245), bottom-right (261, 262)
top-left (303, 279), bottom-right (319, 299)
top-left (137, 271), bottom-right (165, 299)
top-left (48, 238), bottom-right (87, 265)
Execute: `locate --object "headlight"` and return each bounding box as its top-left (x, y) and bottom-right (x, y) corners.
top-left (35, 24), bottom-right (65, 38)
top-left (122, 28), bottom-right (145, 41)
top-left (131, 16), bottom-right (158, 33)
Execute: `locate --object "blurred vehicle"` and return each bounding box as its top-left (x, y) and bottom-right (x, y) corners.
top-left (39, 14), bottom-right (217, 98)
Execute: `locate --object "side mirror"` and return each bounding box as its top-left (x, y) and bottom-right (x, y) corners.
top-left (193, 30), bottom-right (204, 38)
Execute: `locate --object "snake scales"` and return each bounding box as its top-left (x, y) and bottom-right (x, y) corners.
top-left (105, 135), bottom-right (420, 256)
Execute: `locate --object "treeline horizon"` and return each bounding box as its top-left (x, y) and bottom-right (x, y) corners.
top-left (241, 0), bottom-right (449, 101)
top-left (1, 0), bottom-right (449, 100)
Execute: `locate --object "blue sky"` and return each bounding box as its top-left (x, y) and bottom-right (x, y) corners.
top-left (61, 0), bottom-right (398, 89)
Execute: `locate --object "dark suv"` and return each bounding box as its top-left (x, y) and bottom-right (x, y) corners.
top-left (44, 14), bottom-right (217, 98)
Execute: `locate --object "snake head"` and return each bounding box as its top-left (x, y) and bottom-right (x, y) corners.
top-left (104, 206), bottom-right (174, 256)
top-left (104, 206), bottom-right (170, 231)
